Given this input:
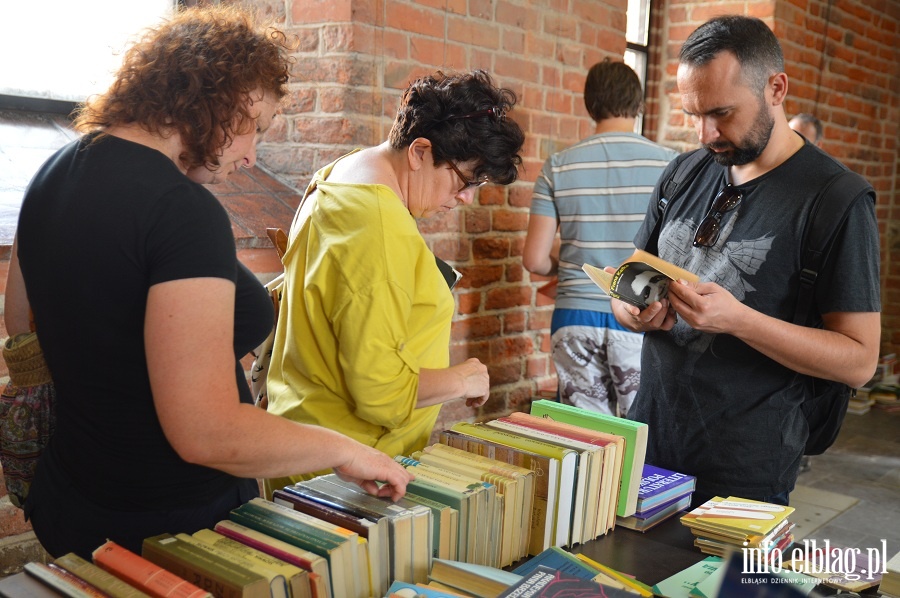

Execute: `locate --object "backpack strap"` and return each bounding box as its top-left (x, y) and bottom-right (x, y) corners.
top-left (647, 149), bottom-right (713, 252)
top-left (792, 169), bottom-right (875, 326)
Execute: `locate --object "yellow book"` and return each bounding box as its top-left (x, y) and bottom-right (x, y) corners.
top-left (53, 553), bottom-right (153, 598)
top-left (582, 248), bottom-right (698, 310)
top-left (694, 496), bottom-right (794, 536)
top-left (574, 554), bottom-right (654, 597)
top-left (190, 529), bottom-right (312, 598)
top-left (425, 442), bottom-right (535, 561)
top-left (411, 448), bottom-right (518, 567)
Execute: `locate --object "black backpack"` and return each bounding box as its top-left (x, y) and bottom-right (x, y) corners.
top-left (651, 149), bottom-right (875, 456)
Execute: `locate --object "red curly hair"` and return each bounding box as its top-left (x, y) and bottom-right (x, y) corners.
top-left (73, 4), bottom-right (294, 171)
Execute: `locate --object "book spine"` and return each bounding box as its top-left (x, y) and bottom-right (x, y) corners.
top-left (141, 535), bottom-right (265, 598)
top-left (54, 553), bottom-right (153, 598)
top-left (25, 562), bottom-right (102, 598)
top-left (92, 541), bottom-right (211, 598)
top-left (230, 505), bottom-right (338, 556)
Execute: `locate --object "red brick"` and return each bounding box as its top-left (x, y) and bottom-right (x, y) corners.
top-left (450, 316), bottom-right (502, 340)
top-left (504, 311), bottom-right (526, 334)
top-left (457, 292), bottom-right (481, 315)
top-left (488, 362), bottom-right (522, 386)
top-left (465, 209), bottom-right (492, 234)
top-left (490, 335), bottom-right (534, 360)
top-left (506, 262), bottom-right (525, 283)
top-left (472, 238), bottom-right (510, 260)
top-left (456, 265), bottom-right (503, 289)
top-left (485, 286), bottom-right (532, 310)
top-left (477, 185), bottom-right (506, 206)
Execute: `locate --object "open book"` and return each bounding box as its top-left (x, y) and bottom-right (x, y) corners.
top-left (582, 249), bottom-right (698, 310)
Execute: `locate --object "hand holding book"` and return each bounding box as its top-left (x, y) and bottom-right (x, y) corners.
top-left (583, 249), bottom-right (699, 311)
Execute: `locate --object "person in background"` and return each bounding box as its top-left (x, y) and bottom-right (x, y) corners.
top-left (263, 70), bottom-right (526, 495)
top-left (523, 58), bottom-right (678, 417)
top-left (789, 112), bottom-right (824, 147)
top-left (614, 15), bottom-right (879, 506)
top-left (6, 4), bottom-right (412, 560)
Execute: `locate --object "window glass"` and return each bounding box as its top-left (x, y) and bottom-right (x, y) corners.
top-left (1, 0), bottom-right (174, 102)
top-left (626, 0), bottom-right (651, 46)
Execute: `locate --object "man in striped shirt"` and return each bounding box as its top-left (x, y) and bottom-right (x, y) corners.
top-left (524, 59), bottom-right (678, 416)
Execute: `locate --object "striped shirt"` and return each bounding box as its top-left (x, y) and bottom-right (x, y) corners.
top-left (531, 132), bottom-right (679, 312)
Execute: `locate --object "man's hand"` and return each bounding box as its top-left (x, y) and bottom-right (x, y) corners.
top-left (667, 279), bottom-right (748, 334)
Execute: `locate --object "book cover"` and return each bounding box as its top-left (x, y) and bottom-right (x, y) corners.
top-left (292, 474), bottom-right (415, 585)
top-left (228, 501), bottom-right (354, 598)
top-left (271, 488), bottom-right (385, 597)
top-left (635, 464), bottom-right (696, 513)
top-left (304, 473), bottom-right (433, 586)
top-left (497, 565), bottom-right (635, 598)
top-left (439, 429), bottom-right (555, 559)
top-left (173, 533), bottom-right (289, 598)
top-left (53, 553), bottom-right (153, 598)
top-left (510, 546), bottom-right (599, 581)
top-left (694, 496), bottom-right (794, 536)
top-left (141, 534), bottom-right (270, 598)
top-left (386, 579), bottom-right (467, 598)
top-left (402, 490), bottom-right (458, 561)
top-left (571, 554), bottom-right (654, 597)
top-left (410, 447), bottom-right (517, 567)
top-left (213, 520), bottom-right (330, 598)
top-left (0, 570), bottom-right (66, 598)
top-left (91, 540), bottom-right (212, 598)
top-left (449, 422), bottom-right (576, 555)
top-left (24, 562), bottom-right (106, 598)
top-left (651, 556), bottom-right (724, 598)
top-left (582, 249), bottom-right (698, 310)
top-left (488, 417), bottom-right (605, 547)
top-left (529, 399), bottom-right (648, 518)
top-left (504, 411), bottom-right (621, 538)
top-left (428, 558), bottom-right (521, 598)
top-left (190, 529), bottom-right (312, 598)
top-left (616, 494), bottom-right (692, 532)
top-left (421, 442), bottom-right (533, 562)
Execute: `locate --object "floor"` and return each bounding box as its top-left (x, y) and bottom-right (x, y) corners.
top-left (790, 405), bottom-right (900, 560)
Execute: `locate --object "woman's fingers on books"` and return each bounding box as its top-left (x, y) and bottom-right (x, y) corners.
top-left (334, 443), bottom-right (415, 501)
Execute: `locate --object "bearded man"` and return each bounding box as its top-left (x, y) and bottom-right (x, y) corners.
top-left (612, 15), bottom-right (880, 506)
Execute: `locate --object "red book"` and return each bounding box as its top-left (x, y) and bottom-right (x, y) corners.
top-left (91, 540), bottom-right (211, 598)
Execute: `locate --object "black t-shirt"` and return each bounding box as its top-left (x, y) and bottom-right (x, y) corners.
top-left (17, 134), bottom-right (273, 510)
top-left (629, 143), bottom-right (880, 499)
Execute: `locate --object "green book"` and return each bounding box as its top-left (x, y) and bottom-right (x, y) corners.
top-left (402, 491), bottom-right (459, 561)
top-left (530, 399), bottom-right (648, 517)
top-left (141, 534), bottom-right (270, 598)
top-left (229, 500), bottom-right (355, 597)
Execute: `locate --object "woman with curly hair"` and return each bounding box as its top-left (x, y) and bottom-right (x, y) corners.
top-left (5, 4), bottom-right (411, 559)
top-left (263, 70), bottom-right (526, 495)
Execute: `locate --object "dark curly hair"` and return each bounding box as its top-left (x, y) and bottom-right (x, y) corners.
top-left (73, 4), bottom-right (294, 171)
top-left (680, 15), bottom-right (783, 95)
top-left (388, 70), bottom-right (525, 185)
top-left (584, 58), bottom-right (644, 122)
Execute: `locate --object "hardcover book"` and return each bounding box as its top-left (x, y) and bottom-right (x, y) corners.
top-left (634, 464), bottom-right (696, 513)
top-left (497, 565), bottom-right (635, 598)
top-left (141, 534), bottom-right (270, 598)
top-left (439, 429), bottom-right (557, 558)
top-left (92, 540), bottom-right (212, 598)
top-left (529, 400), bottom-right (648, 518)
top-left (616, 494), bottom-right (692, 533)
top-left (427, 558), bottom-right (521, 598)
top-left (582, 249), bottom-right (698, 310)
top-left (53, 553), bottom-right (153, 598)
top-left (213, 520), bottom-right (330, 598)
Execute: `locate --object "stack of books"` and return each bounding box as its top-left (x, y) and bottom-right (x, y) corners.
top-left (615, 463), bottom-right (695, 532)
top-left (511, 546), bottom-right (654, 596)
top-left (870, 382), bottom-right (900, 413)
top-left (680, 496), bottom-right (796, 565)
top-left (848, 386), bottom-right (875, 414)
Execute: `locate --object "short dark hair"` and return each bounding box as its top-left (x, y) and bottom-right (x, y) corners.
top-left (792, 113), bottom-right (823, 142)
top-left (74, 5), bottom-right (294, 171)
top-left (584, 58), bottom-right (644, 122)
top-left (388, 70), bottom-right (525, 185)
top-left (679, 15), bottom-right (784, 93)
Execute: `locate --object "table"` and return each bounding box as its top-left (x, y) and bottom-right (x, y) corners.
top-left (570, 515), bottom-right (706, 586)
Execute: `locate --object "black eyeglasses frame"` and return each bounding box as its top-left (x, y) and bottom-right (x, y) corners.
top-left (692, 183), bottom-right (743, 248)
top-left (446, 160), bottom-right (489, 194)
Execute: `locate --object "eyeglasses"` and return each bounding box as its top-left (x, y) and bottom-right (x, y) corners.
top-left (445, 105), bottom-right (507, 122)
top-left (446, 160), bottom-right (489, 193)
top-left (692, 184), bottom-right (743, 248)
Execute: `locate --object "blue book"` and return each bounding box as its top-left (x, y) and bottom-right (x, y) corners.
top-left (635, 463), bottom-right (696, 513)
top-left (511, 546), bottom-right (599, 580)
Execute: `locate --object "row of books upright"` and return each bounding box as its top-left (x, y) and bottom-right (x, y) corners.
top-left (2, 400), bottom-right (657, 598)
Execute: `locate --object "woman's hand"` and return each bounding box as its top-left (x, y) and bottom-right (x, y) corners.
top-left (333, 441), bottom-right (415, 501)
top-left (455, 358), bottom-right (490, 407)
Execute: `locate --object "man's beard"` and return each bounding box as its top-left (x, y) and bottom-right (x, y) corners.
top-left (704, 99), bottom-right (775, 166)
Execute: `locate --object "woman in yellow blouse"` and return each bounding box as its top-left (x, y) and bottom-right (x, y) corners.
top-left (265, 71), bottom-right (525, 494)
